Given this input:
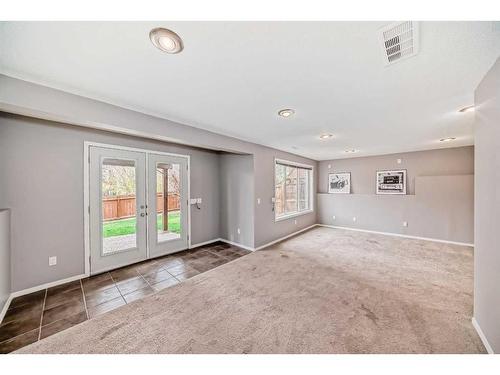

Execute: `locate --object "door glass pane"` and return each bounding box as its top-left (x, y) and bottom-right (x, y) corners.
top-left (298, 168), bottom-right (310, 211)
top-left (101, 158), bottom-right (137, 255)
top-left (156, 162), bottom-right (181, 243)
top-left (285, 166), bottom-right (297, 214)
top-left (275, 164), bottom-right (286, 216)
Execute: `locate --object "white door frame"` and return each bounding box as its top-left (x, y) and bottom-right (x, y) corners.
top-left (83, 141), bottom-right (191, 276)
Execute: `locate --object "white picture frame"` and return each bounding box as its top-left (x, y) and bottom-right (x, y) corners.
top-left (376, 169), bottom-right (407, 195)
top-left (328, 172), bottom-right (351, 194)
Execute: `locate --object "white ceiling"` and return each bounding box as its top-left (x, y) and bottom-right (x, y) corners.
top-left (1, 21), bottom-right (499, 160)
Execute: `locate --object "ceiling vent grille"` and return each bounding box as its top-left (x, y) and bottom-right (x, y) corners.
top-left (379, 21), bottom-right (419, 65)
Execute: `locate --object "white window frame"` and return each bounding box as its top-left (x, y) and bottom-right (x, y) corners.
top-left (274, 158), bottom-right (314, 222)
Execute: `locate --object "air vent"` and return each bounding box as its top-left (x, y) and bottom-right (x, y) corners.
top-left (378, 21), bottom-right (419, 65)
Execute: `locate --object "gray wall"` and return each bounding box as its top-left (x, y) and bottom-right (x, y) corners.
top-left (0, 209), bottom-right (11, 315)
top-left (219, 154), bottom-right (255, 248)
top-left (474, 57), bottom-right (500, 353)
top-left (318, 147), bottom-right (474, 195)
top-left (253, 149), bottom-right (317, 248)
top-left (0, 75), bottom-right (318, 252)
top-left (0, 111), bottom-right (317, 291)
top-left (0, 114), bottom-right (221, 292)
top-left (317, 147), bottom-right (474, 243)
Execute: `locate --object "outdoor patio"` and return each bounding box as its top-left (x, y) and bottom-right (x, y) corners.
top-left (103, 232), bottom-right (181, 254)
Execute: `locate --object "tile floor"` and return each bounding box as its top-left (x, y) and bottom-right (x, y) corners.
top-left (0, 241), bottom-right (250, 353)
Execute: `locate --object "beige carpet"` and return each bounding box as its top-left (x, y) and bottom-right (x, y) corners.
top-left (17, 227), bottom-right (485, 354)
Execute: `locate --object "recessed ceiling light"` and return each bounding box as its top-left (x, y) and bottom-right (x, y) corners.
top-left (440, 137), bottom-right (456, 142)
top-left (344, 149), bottom-right (358, 153)
top-left (319, 134), bottom-right (333, 140)
top-left (149, 28), bottom-right (184, 54)
top-left (278, 109), bottom-right (295, 118)
top-left (459, 105), bottom-right (475, 113)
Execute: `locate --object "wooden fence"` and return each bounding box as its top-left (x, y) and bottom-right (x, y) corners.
top-left (103, 193), bottom-right (180, 221)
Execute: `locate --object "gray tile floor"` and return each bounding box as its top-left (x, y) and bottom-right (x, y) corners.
top-left (0, 241), bottom-right (250, 353)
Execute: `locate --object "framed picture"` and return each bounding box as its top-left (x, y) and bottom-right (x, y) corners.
top-left (328, 172), bottom-right (351, 194)
top-left (376, 169), bottom-right (407, 195)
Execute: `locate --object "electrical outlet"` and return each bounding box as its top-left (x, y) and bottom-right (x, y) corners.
top-left (257, 198), bottom-right (261, 205)
top-left (397, 158), bottom-right (402, 164)
top-left (237, 228), bottom-right (241, 235)
top-left (332, 215), bottom-right (336, 220)
top-left (49, 256), bottom-right (57, 266)
top-left (353, 217), bottom-right (357, 222)
top-left (403, 221), bottom-right (408, 227)
top-left (328, 164), bottom-right (332, 169)
top-left (294, 219), bottom-right (297, 225)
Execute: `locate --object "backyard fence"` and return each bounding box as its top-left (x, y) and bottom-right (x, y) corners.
top-left (103, 193), bottom-right (180, 221)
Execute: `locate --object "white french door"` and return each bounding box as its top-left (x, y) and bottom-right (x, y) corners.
top-left (88, 145), bottom-right (189, 275)
top-left (147, 153), bottom-right (189, 258)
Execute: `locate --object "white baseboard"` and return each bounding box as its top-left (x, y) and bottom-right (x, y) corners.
top-left (218, 225), bottom-right (318, 252)
top-left (0, 294), bottom-right (14, 323)
top-left (254, 224), bottom-right (318, 251)
top-left (317, 224), bottom-right (474, 247)
top-left (189, 238), bottom-right (220, 249)
top-left (218, 238), bottom-right (255, 252)
top-left (10, 273), bottom-right (87, 299)
top-left (472, 317), bottom-right (494, 354)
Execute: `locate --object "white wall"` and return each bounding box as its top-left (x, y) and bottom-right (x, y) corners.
top-left (474, 57), bottom-right (500, 353)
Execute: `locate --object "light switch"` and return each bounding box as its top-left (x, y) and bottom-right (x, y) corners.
top-left (257, 198), bottom-right (261, 205)
top-left (196, 198), bottom-right (202, 204)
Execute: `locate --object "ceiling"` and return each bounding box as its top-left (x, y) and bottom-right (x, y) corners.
top-left (1, 21), bottom-right (499, 160)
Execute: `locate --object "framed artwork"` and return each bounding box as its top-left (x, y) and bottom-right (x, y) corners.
top-left (376, 169), bottom-right (407, 195)
top-left (328, 172), bottom-right (351, 194)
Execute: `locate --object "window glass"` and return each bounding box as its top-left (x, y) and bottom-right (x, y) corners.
top-left (156, 163), bottom-right (181, 243)
top-left (101, 158), bottom-right (137, 254)
top-left (275, 163), bottom-right (286, 216)
top-left (275, 161), bottom-right (312, 219)
top-left (298, 168), bottom-right (310, 211)
top-left (285, 166), bottom-right (297, 214)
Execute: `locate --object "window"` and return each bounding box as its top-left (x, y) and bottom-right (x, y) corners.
top-left (274, 159), bottom-right (313, 220)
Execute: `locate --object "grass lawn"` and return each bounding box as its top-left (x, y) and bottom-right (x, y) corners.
top-left (103, 211), bottom-right (180, 238)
